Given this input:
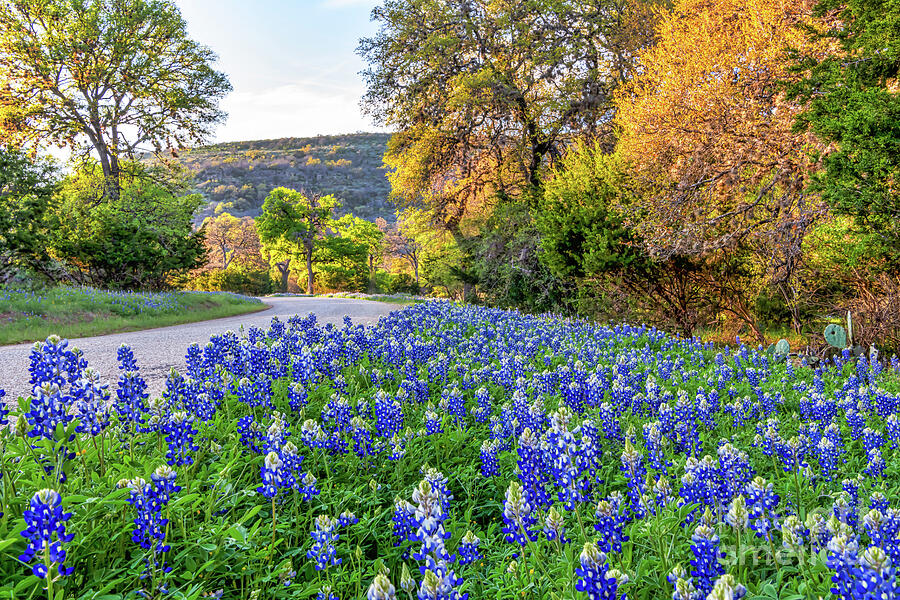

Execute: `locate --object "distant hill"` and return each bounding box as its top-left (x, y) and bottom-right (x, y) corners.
top-left (171, 133), bottom-right (394, 223)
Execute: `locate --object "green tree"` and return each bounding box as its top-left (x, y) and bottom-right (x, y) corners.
top-left (256, 188), bottom-right (339, 295)
top-left (790, 0), bottom-right (900, 249)
top-left (314, 235), bottom-right (369, 293)
top-left (335, 214), bottom-right (385, 290)
top-left (536, 145), bottom-right (643, 280)
top-left (0, 0), bottom-right (231, 201)
top-left (48, 161), bottom-right (206, 289)
top-left (0, 146), bottom-right (59, 280)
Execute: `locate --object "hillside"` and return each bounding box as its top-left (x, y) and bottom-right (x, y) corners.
top-left (172, 133), bottom-right (394, 223)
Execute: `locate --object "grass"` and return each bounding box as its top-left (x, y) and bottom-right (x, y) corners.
top-left (0, 285), bottom-right (266, 345)
top-left (315, 291), bottom-right (427, 305)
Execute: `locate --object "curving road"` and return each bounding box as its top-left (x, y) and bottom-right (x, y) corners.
top-left (0, 296), bottom-right (400, 402)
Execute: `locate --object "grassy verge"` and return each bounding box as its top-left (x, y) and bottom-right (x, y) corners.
top-left (316, 292), bottom-right (427, 305)
top-left (0, 286), bottom-right (266, 345)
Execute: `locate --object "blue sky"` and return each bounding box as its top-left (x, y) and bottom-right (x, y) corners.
top-left (176, 0), bottom-right (388, 143)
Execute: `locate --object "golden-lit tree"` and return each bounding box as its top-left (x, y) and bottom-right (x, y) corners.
top-left (201, 213), bottom-right (264, 271)
top-left (616, 0), bottom-right (828, 257)
top-left (615, 0), bottom-right (834, 333)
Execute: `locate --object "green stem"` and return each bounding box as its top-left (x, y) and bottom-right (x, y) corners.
top-left (44, 544), bottom-right (54, 600)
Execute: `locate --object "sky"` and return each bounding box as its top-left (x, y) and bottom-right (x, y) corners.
top-left (175, 0), bottom-right (389, 143)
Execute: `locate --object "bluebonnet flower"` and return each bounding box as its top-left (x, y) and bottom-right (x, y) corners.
top-left (668, 565), bottom-right (700, 600)
top-left (19, 489), bottom-right (74, 579)
top-left (393, 498), bottom-right (417, 547)
top-left (300, 418), bottom-right (326, 449)
top-left (594, 496), bottom-right (629, 553)
top-left (401, 563), bottom-right (417, 595)
top-left (288, 383), bottom-right (308, 414)
top-left (307, 515), bottom-right (341, 571)
top-left (716, 443), bottom-right (753, 503)
top-left (854, 546), bottom-right (900, 597)
top-left (162, 411), bottom-right (199, 466)
top-left (417, 555), bottom-right (468, 600)
top-left (258, 451), bottom-right (285, 499)
top-left (575, 542), bottom-right (627, 600)
top-left (457, 530), bottom-right (481, 565)
top-left (690, 523), bottom-right (724, 598)
top-left (827, 533), bottom-right (859, 598)
top-left (338, 510), bottom-right (359, 528)
top-left (869, 492), bottom-right (889, 514)
top-left (620, 440), bottom-right (647, 518)
top-left (745, 477), bottom-right (779, 539)
top-left (368, 573), bottom-right (397, 600)
top-left (124, 466), bottom-right (179, 559)
top-left (865, 448), bottom-right (885, 479)
top-left (26, 383), bottom-right (73, 441)
top-left (298, 472), bottom-right (320, 501)
top-left (643, 421), bottom-right (671, 476)
top-left (517, 428), bottom-right (551, 509)
top-left (29, 336), bottom-right (82, 389)
top-left (115, 345), bottom-right (149, 429)
top-left (237, 415), bottom-right (262, 453)
top-left (374, 390), bottom-right (403, 438)
top-left (502, 480), bottom-right (537, 545)
top-left (705, 574), bottom-right (747, 600)
top-left (351, 416), bottom-right (376, 460)
top-left (473, 387), bottom-right (492, 423)
top-left (412, 479), bottom-right (451, 562)
top-left (887, 415), bottom-right (900, 449)
top-left (425, 405), bottom-right (443, 436)
top-left (71, 368), bottom-right (111, 436)
top-left (817, 437), bottom-right (841, 481)
top-left (480, 439), bottom-right (500, 478)
top-left (780, 515), bottom-right (808, 555)
top-left (544, 506), bottom-right (569, 545)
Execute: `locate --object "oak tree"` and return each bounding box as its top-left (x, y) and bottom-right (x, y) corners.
top-left (0, 0), bottom-right (231, 201)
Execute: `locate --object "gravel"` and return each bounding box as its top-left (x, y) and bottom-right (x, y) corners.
top-left (0, 296), bottom-right (400, 402)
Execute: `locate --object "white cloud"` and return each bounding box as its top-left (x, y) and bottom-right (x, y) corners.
top-left (215, 82), bottom-right (387, 142)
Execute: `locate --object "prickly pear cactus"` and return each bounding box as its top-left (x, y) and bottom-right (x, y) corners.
top-left (824, 324), bottom-right (847, 349)
top-left (775, 339), bottom-right (790, 356)
top-left (766, 343), bottom-right (776, 355)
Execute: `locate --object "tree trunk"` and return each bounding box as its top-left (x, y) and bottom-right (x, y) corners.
top-left (305, 250), bottom-right (314, 295)
top-left (276, 260), bottom-right (290, 292)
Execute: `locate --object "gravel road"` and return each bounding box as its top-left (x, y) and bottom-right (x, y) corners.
top-left (0, 296), bottom-right (399, 402)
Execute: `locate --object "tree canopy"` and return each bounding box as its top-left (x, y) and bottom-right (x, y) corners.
top-left (257, 188), bottom-right (340, 295)
top-left (0, 0), bottom-right (231, 200)
top-left (789, 0), bottom-right (900, 250)
top-left (358, 0), bottom-right (661, 243)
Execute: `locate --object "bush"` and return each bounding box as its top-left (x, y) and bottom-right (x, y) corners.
top-left (186, 263), bottom-right (277, 296)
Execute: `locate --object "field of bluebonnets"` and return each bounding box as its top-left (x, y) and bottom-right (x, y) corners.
top-left (2, 301), bottom-right (900, 600)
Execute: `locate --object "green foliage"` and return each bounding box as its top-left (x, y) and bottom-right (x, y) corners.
top-left (257, 188), bottom-right (340, 295)
top-left (536, 146), bottom-right (647, 280)
top-left (0, 0), bottom-right (231, 200)
top-left (186, 262), bottom-right (277, 297)
top-left (0, 146), bottom-right (58, 280)
top-left (473, 194), bottom-right (573, 313)
top-left (314, 235), bottom-right (369, 293)
top-left (47, 162), bottom-right (206, 290)
top-left (790, 0), bottom-right (900, 248)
